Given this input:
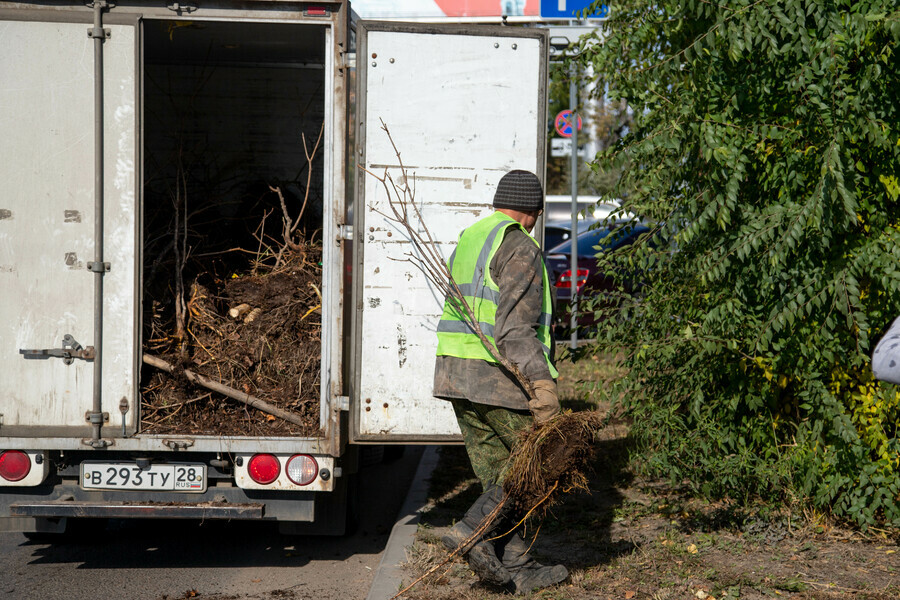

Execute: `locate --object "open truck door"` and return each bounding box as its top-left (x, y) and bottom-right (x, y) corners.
top-left (0, 10), bottom-right (139, 439)
top-left (351, 22), bottom-right (548, 442)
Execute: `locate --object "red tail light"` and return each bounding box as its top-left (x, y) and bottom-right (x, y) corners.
top-left (0, 450), bottom-right (31, 482)
top-left (555, 268), bottom-right (589, 291)
top-left (248, 454), bottom-right (281, 484)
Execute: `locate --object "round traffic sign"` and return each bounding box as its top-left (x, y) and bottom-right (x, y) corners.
top-left (554, 110), bottom-right (582, 138)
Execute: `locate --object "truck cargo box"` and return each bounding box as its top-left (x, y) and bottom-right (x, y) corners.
top-left (0, 0), bottom-right (548, 534)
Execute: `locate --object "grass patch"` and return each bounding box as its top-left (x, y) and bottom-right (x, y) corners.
top-left (555, 348), bottom-right (623, 411)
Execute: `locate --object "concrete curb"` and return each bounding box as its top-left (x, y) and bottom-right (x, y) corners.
top-left (366, 445), bottom-right (440, 600)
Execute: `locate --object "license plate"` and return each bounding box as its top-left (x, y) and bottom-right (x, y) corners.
top-left (81, 463), bottom-right (207, 493)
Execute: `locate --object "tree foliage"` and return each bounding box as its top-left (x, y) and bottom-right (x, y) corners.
top-left (580, 0), bottom-right (900, 527)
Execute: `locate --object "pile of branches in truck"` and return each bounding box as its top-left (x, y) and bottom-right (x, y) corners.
top-left (140, 128), bottom-right (325, 436)
top-left (141, 246), bottom-right (323, 437)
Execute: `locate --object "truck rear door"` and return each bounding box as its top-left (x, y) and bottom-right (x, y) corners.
top-left (0, 11), bottom-right (139, 436)
top-left (351, 22), bottom-right (548, 442)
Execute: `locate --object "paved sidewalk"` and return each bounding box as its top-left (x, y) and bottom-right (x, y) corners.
top-left (366, 446), bottom-right (440, 600)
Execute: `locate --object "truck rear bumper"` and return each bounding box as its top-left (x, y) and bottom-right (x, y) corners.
top-left (11, 500), bottom-right (264, 520)
top-left (0, 476), bottom-right (351, 534)
top-left (0, 483), bottom-right (316, 522)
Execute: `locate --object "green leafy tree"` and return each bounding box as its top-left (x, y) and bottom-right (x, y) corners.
top-left (581, 0), bottom-right (900, 527)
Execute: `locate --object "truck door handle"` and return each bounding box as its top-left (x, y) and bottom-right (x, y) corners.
top-left (19, 334), bottom-right (95, 365)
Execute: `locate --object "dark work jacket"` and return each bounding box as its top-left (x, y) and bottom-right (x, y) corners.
top-left (433, 227), bottom-right (555, 410)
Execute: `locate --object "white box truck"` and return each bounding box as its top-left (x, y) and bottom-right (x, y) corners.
top-left (0, 0), bottom-right (548, 535)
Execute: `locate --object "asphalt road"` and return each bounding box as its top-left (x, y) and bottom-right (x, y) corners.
top-left (0, 446), bottom-right (424, 600)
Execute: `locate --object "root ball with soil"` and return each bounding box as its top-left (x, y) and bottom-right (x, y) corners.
top-left (504, 410), bottom-right (607, 517)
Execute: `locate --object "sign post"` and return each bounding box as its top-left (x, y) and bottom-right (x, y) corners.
top-left (545, 14), bottom-right (606, 349)
top-left (568, 62), bottom-right (580, 349)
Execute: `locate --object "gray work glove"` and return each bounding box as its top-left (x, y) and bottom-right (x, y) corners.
top-left (529, 379), bottom-right (560, 424)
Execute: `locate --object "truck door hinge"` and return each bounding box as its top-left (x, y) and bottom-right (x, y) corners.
top-left (341, 52), bottom-right (356, 71)
top-left (337, 396), bottom-right (350, 411)
top-left (338, 224), bottom-right (353, 241)
top-left (20, 335), bottom-right (95, 365)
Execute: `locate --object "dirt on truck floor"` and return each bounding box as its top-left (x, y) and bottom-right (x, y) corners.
top-left (401, 360), bottom-right (900, 600)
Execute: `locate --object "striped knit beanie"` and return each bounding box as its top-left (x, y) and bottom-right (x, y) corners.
top-left (492, 170), bottom-right (544, 212)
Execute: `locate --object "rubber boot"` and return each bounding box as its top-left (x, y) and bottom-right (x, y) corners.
top-left (501, 531), bottom-right (568, 595)
top-left (440, 485), bottom-right (511, 586)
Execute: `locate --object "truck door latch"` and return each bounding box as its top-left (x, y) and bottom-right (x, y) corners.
top-left (19, 335), bottom-right (96, 365)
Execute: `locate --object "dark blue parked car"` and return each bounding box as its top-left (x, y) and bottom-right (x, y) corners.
top-left (542, 219), bottom-right (596, 253)
top-left (545, 222), bottom-right (650, 324)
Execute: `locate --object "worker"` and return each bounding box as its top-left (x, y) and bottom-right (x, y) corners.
top-left (433, 169), bottom-right (569, 594)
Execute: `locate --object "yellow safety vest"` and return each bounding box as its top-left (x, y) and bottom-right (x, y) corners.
top-left (435, 212), bottom-right (557, 378)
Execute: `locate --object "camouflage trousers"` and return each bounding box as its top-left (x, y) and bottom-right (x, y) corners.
top-left (450, 398), bottom-right (533, 490)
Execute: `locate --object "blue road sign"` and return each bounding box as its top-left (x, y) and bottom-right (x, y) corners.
top-left (540, 0), bottom-right (609, 19)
